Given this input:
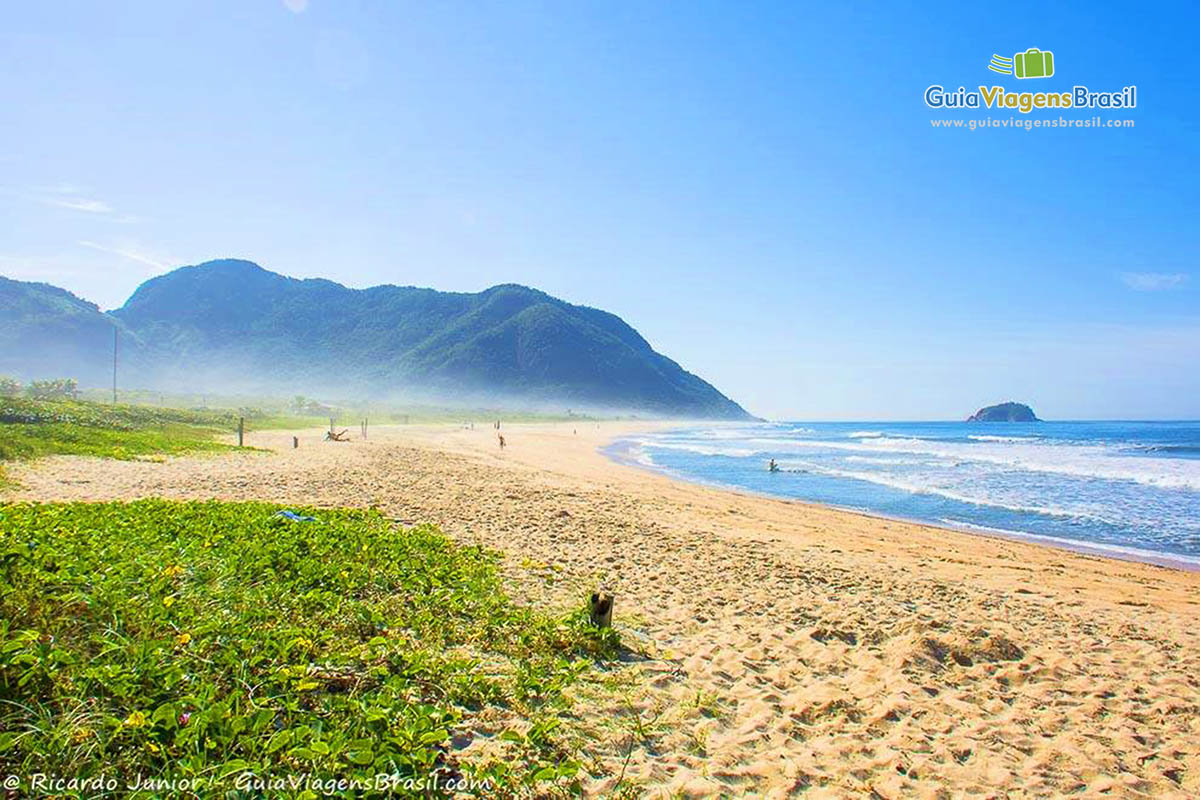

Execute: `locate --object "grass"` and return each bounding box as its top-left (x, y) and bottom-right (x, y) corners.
top-left (0, 500), bottom-right (620, 796)
top-left (0, 398), bottom-right (241, 475)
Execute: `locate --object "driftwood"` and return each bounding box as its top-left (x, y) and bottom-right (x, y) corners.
top-left (589, 593), bottom-right (613, 628)
top-left (325, 429), bottom-right (351, 442)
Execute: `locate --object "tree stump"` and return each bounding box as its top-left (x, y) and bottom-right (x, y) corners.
top-left (589, 593), bottom-right (613, 628)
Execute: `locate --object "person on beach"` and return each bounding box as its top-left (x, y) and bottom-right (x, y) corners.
top-left (498, 434), bottom-right (506, 450)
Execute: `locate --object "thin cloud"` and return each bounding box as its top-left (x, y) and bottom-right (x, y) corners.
top-left (79, 240), bottom-right (169, 270)
top-left (43, 196), bottom-right (113, 214)
top-left (37, 182), bottom-right (91, 195)
top-left (1120, 272), bottom-right (1188, 291)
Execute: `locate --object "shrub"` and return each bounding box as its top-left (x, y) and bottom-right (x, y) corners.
top-left (26, 378), bottom-right (78, 400)
top-left (0, 500), bottom-right (618, 794)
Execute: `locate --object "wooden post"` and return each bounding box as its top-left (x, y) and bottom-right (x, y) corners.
top-left (292, 436), bottom-right (298, 449)
top-left (237, 417), bottom-right (244, 447)
top-left (111, 327), bottom-right (118, 405)
top-left (589, 593), bottom-right (613, 628)
top-left (329, 416), bottom-right (334, 435)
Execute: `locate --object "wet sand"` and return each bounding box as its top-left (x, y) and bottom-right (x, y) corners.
top-left (4, 421), bottom-right (1199, 798)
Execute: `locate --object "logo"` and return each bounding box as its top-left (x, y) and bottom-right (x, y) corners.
top-left (989, 48), bottom-right (1055, 79)
top-left (924, 46), bottom-right (1136, 115)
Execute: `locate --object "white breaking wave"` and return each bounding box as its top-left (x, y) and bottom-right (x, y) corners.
top-left (622, 423), bottom-right (1200, 565)
top-left (750, 436), bottom-right (1200, 491)
top-left (636, 440), bottom-right (760, 459)
top-left (773, 458), bottom-right (1122, 525)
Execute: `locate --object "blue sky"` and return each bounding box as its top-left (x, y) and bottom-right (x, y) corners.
top-left (2, 1), bottom-right (1197, 419)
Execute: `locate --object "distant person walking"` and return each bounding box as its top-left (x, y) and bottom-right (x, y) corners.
top-left (498, 434), bottom-right (506, 450)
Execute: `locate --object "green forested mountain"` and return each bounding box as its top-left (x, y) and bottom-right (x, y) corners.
top-left (0, 276), bottom-right (130, 387)
top-left (2, 260), bottom-right (751, 418)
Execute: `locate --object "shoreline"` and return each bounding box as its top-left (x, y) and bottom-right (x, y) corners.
top-left (603, 427), bottom-right (1200, 574)
top-left (4, 419), bottom-right (1199, 796)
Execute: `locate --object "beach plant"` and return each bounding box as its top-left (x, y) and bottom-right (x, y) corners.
top-left (0, 397), bottom-right (244, 484)
top-left (0, 500), bottom-right (620, 796)
top-left (24, 378), bottom-right (78, 401)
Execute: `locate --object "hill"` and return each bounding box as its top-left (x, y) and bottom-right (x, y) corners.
top-left (0, 276), bottom-right (131, 387)
top-left (2, 260), bottom-right (751, 419)
top-left (967, 402), bottom-right (1040, 422)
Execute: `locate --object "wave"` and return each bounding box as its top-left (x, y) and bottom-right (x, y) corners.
top-left (637, 440), bottom-right (761, 459)
top-left (1131, 444), bottom-right (1200, 456)
top-left (748, 436), bottom-right (1200, 491)
top-left (967, 434), bottom-right (1041, 443)
top-left (842, 455), bottom-right (931, 466)
top-left (619, 422), bottom-right (1200, 565)
top-left (773, 458), bottom-right (1122, 525)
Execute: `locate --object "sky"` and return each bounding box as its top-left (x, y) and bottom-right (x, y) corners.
top-left (1, 1), bottom-right (1197, 420)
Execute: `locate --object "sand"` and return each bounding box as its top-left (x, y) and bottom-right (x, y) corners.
top-left (4, 421), bottom-right (1199, 798)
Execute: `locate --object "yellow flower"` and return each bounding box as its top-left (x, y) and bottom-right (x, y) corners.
top-left (175, 632), bottom-right (191, 645)
top-left (124, 710), bottom-right (148, 728)
top-left (163, 565), bottom-right (184, 578)
top-left (147, 742), bottom-right (160, 754)
top-left (163, 596), bottom-right (175, 608)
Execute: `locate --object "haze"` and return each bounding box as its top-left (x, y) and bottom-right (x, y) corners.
top-left (2, 1), bottom-right (1197, 420)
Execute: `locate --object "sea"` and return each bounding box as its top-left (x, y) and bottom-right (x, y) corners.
top-left (607, 421), bottom-right (1200, 569)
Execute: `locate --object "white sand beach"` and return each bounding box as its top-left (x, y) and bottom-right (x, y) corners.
top-left (5, 421), bottom-right (1199, 798)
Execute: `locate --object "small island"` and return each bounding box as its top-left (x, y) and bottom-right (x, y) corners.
top-left (967, 401), bottom-right (1040, 422)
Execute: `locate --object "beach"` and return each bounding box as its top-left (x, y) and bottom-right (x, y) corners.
top-left (4, 420), bottom-right (1199, 798)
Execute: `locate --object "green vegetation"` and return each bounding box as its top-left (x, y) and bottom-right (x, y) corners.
top-left (0, 500), bottom-right (620, 796)
top-left (25, 378), bottom-right (79, 401)
top-left (0, 390), bottom-right (594, 488)
top-left (0, 398), bottom-right (239, 483)
top-left (0, 375), bottom-right (24, 397)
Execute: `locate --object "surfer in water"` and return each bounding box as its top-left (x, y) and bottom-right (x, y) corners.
top-left (767, 458), bottom-right (779, 473)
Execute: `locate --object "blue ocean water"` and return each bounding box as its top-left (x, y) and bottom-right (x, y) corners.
top-left (609, 421), bottom-right (1200, 568)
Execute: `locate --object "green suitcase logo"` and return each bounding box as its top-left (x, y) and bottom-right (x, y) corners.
top-left (1013, 47), bottom-right (1054, 79)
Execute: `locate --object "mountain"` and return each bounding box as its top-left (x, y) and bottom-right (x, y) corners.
top-left (0, 276), bottom-right (130, 387)
top-left (967, 402), bottom-right (1039, 422)
top-left (2, 260), bottom-right (752, 419)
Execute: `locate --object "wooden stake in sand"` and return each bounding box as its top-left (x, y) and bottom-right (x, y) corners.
top-left (111, 327), bottom-right (118, 405)
top-left (292, 436), bottom-right (298, 449)
top-left (237, 417), bottom-right (244, 447)
top-left (589, 593), bottom-right (613, 628)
